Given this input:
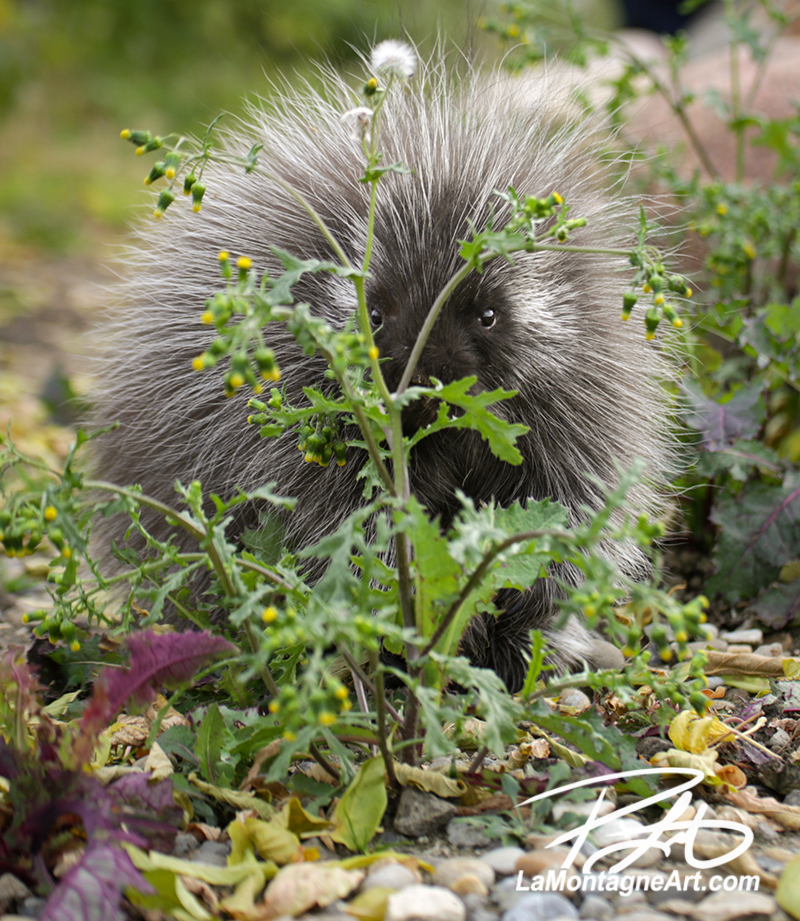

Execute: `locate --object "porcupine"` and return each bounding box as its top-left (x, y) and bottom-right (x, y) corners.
top-left (90, 49), bottom-right (676, 692)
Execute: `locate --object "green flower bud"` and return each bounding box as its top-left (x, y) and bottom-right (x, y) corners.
top-left (163, 151), bottom-right (181, 180)
top-left (153, 190), bottom-right (175, 217)
top-left (183, 172), bottom-right (197, 195)
top-left (144, 160), bottom-right (167, 185)
top-left (191, 182), bottom-right (206, 212)
top-left (122, 129), bottom-right (151, 146)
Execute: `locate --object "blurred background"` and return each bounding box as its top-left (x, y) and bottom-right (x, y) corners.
top-left (0, 0), bottom-right (629, 433)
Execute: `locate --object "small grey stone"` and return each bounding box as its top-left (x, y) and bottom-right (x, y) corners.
top-left (754, 642), bottom-right (784, 657)
top-left (608, 913), bottom-right (674, 921)
top-left (579, 895), bottom-right (612, 921)
top-left (448, 820), bottom-right (493, 849)
top-left (385, 883), bottom-right (467, 921)
top-left (720, 628), bottom-right (763, 645)
top-left (434, 856), bottom-right (495, 890)
top-left (785, 789), bottom-right (800, 807)
top-left (690, 890), bottom-right (777, 921)
top-left (558, 689), bottom-right (592, 712)
top-left (586, 639), bottom-right (625, 670)
top-left (767, 728), bottom-right (792, 751)
top-left (482, 846), bottom-right (526, 876)
top-left (463, 892), bottom-right (500, 921)
top-left (172, 831), bottom-right (200, 856)
top-left (590, 819), bottom-right (661, 867)
top-left (189, 839), bottom-right (231, 866)
top-left (500, 892), bottom-right (578, 921)
top-left (362, 861), bottom-right (419, 892)
top-left (393, 787), bottom-right (457, 838)
top-left (17, 896), bottom-right (47, 919)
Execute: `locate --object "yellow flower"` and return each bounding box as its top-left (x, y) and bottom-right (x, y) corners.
top-left (218, 250), bottom-right (229, 262)
top-left (368, 345), bottom-right (379, 361)
top-left (318, 711), bottom-right (337, 726)
top-left (200, 311), bottom-right (214, 325)
top-left (742, 241), bottom-right (756, 260)
top-left (262, 606), bottom-right (278, 623)
top-left (716, 203), bottom-right (728, 216)
top-left (44, 506), bottom-right (57, 521)
top-left (192, 356), bottom-right (206, 372)
top-left (237, 256), bottom-right (252, 270)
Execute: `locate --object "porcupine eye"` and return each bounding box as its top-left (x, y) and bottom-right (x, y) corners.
top-left (479, 307), bottom-right (496, 329)
top-left (369, 308), bottom-right (383, 329)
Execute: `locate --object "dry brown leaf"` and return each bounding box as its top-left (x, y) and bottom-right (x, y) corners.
top-left (181, 875), bottom-right (220, 913)
top-left (688, 838), bottom-right (778, 889)
top-left (239, 741), bottom-right (283, 793)
top-left (704, 650), bottom-right (797, 677)
top-left (258, 862), bottom-right (364, 919)
top-left (109, 715), bottom-right (149, 749)
top-left (725, 787), bottom-right (800, 830)
top-left (393, 762), bottom-right (467, 798)
top-left (186, 823), bottom-right (222, 842)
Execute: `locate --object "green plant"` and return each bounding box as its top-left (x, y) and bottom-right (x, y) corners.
top-left (481, 0), bottom-right (800, 629)
top-left (0, 41), bottom-right (712, 795)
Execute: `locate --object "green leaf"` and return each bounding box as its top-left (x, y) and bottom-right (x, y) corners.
top-left (329, 756), bottom-right (387, 851)
top-left (410, 377), bottom-right (528, 464)
top-left (195, 703), bottom-right (226, 785)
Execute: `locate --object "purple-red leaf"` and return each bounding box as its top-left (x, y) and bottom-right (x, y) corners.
top-left (79, 630), bottom-right (236, 747)
top-left (40, 843), bottom-right (153, 921)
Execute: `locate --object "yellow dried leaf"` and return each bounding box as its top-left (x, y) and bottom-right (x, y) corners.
top-left (668, 710), bottom-right (734, 753)
top-left (393, 762), bottom-right (467, 798)
top-left (344, 885), bottom-right (393, 920)
top-left (330, 756), bottom-right (387, 851)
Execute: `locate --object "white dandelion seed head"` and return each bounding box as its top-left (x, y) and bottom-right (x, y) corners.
top-left (370, 40), bottom-right (417, 80)
top-left (340, 106), bottom-right (373, 142)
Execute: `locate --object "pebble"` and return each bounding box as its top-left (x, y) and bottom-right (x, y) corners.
top-left (385, 883), bottom-right (466, 921)
top-left (579, 894), bottom-right (613, 920)
top-left (500, 891), bottom-right (578, 921)
top-left (551, 799), bottom-right (616, 823)
top-left (448, 819), bottom-right (494, 849)
top-left (590, 818), bottom-right (662, 867)
top-left (720, 628), bottom-right (763, 646)
top-left (483, 846), bottom-right (527, 876)
top-left (754, 642), bottom-right (784, 657)
top-left (362, 860), bottom-right (419, 891)
top-left (433, 856), bottom-right (495, 894)
top-left (515, 849), bottom-right (577, 881)
top-left (188, 840), bottom-right (230, 866)
top-left (393, 788), bottom-right (457, 837)
top-left (558, 689), bottom-right (592, 712)
top-left (767, 728), bottom-right (792, 751)
top-left (0, 876), bottom-right (31, 914)
top-left (785, 790), bottom-right (800, 807)
top-left (683, 890), bottom-right (777, 921)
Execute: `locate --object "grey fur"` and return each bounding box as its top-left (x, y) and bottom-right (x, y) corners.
top-left (90, 54), bottom-right (676, 691)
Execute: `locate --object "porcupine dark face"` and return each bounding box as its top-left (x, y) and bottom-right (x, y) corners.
top-left (90, 54), bottom-right (676, 693)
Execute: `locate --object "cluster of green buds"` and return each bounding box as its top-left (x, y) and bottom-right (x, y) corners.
top-left (121, 128), bottom-right (206, 216)
top-left (268, 677), bottom-right (352, 740)
top-left (295, 419), bottom-right (347, 467)
top-left (648, 595), bottom-right (709, 663)
top-left (22, 609), bottom-right (81, 651)
top-left (624, 256), bottom-right (692, 340)
top-left (0, 503), bottom-right (70, 560)
top-left (192, 254), bottom-right (280, 395)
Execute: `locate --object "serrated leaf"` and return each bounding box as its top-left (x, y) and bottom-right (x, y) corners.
top-left (329, 755), bottom-right (387, 851)
top-left (411, 377), bottom-right (528, 464)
